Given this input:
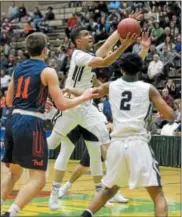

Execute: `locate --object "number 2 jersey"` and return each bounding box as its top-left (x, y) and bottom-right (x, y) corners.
top-left (109, 78), bottom-right (152, 139)
top-left (13, 59), bottom-right (48, 113)
top-left (65, 49), bottom-right (95, 94)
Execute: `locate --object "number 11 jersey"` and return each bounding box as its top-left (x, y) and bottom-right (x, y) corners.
top-left (65, 49), bottom-right (95, 94)
top-left (13, 59), bottom-right (48, 113)
top-left (109, 78), bottom-right (152, 139)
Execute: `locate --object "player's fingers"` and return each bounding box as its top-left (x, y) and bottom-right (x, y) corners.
top-left (126, 32), bottom-right (132, 39)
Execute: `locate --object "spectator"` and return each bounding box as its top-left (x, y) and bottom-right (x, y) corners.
top-left (165, 79), bottom-right (178, 99)
top-left (57, 46), bottom-right (68, 76)
top-left (2, 18), bottom-right (12, 33)
top-left (16, 49), bottom-right (26, 64)
top-left (151, 22), bottom-right (164, 44)
top-left (6, 54), bottom-right (16, 75)
top-left (32, 7), bottom-right (43, 29)
top-left (161, 88), bottom-right (174, 108)
top-left (8, 2), bottom-right (19, 21)
top-left (160, 46), bottom-right (174, 77)
top-left (0, 69), bottom-right (11, 95)
top-left (170, 21), bottom-right (179, 38)
top-left (18, 3), bottom-right (27, 21)
top-left (174, 101), bottom-right (181, 123)
top-left (156, 36), bottom-right (175, 53)
top-left (45, 6), bottom-right (55, 20)
top-left (175, 34), bottom-right (181, 53)
top-left (23, 21), bottom-right (34, 36)
top-left (65, 13), bottom-right (78, 38)
top-left (132, 37), bottom-right (142, 54)
top-left (108, 1), bottom-right (121, 10)
top-left (147, 54), bottom-right (164, 86)
top-left (157, 27), bottom-right (171, 45)
top-left (160, 16), bottom-right (170, 29)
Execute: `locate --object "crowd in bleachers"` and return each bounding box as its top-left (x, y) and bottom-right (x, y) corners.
top-left (0, 1), bottom-right (181, 135)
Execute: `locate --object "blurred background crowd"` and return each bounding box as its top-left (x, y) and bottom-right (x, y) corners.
top-left (0, 1), bottom-right (181, 135)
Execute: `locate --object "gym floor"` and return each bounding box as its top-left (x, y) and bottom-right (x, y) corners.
top-left (1, 160), bottom-right (181, 216)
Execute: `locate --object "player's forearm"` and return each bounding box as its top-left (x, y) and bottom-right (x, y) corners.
top-left (67, 88), bottom-right (84, 96)
top-left (96, 31), bottom-right (120, 57)
top-left (56, 95), bottom-right (86, 111)
top-left (139, 47), bottom-right (149, 60)
top-left (103, 43), bottom-right (129, 67)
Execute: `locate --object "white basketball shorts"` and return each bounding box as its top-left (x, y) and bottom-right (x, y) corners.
top-left (102, 137), bottom-right (162, 189)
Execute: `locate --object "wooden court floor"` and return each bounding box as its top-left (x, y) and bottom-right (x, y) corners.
top-left (1, 160), bottom-right (181, 216)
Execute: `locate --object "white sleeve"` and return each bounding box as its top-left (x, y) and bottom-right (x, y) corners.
top-left (74, 50), bottom-right (94, 67)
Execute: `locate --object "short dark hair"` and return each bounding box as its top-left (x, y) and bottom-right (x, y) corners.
top-left (25, 32), bottom-right (47, 57)
top-left (70, 25), bottom-right (87, 46)
top-left (119, 53), bottom-right (143, 75)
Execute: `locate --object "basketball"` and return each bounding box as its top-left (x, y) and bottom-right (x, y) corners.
top-left (117, 18), bottom-right (141, 39)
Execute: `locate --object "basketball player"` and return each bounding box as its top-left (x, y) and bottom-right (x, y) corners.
top-left (57, 31), bottom-right (151, 201)
top-left (0, 32), bottom-right (98, 217)
top-left (80, 55), bottom-right (174, 217)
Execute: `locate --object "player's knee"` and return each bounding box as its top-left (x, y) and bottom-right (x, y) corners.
top-left (9, 164), bottom-right (23, 182)
top-left (47, 132), bottom-right (62, 150)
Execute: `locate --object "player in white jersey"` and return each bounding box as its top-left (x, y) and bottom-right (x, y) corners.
top-left (80, 52), bottom-right (174, 217)
top-left (47, 25), bottom-right (139, 210)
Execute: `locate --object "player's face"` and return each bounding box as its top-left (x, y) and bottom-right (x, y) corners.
top-left (78, 30), bottom-right (93, 49)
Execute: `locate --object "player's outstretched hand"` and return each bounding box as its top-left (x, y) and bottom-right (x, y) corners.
top-left (140, 32), bottom-right (151, 49)
top-left (129, 11), bottom-right (143, 21)
top-left (82, 88), bottom-right (99, 101)
top-left (121, 32), bottom-right (138, 47)
top-left (45, 98), bottom-right (54, 112)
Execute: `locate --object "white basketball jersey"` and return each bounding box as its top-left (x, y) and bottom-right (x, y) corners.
top-left (65, 49), bottom-right (95, 92)
top-left (109, 78), bottom-right (152, 138)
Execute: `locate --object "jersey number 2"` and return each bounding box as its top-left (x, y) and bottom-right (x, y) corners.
top-left (16, 76), bottom-right (30, 99)
top-left (120, 91), bottom-right (132, 111)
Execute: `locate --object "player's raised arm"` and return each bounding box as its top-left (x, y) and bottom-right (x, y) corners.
top-left (139, 32), bottom-right (151, 60)
top-left (41, 67), bottom-right (97, 110)
top-left (6, 74), bottom-right (14, 107)
top-left (95, 30), bottom-right (120, 57)
top-left (88, 33), bottom-right (138, 68)
top-left (149, 85), bottom-right (174, 121)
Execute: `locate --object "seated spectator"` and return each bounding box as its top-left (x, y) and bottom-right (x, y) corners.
top-left (165, 79), bottom-right (178, 99)
top-left (147, 54), bottom-right (164, 86)
top-left (161, 121), bottom-right (179, 136)
top-left (157, 36), bottom-right (175, 53)
top-left (18, 3), bottom-right (27, 21)
top-left (161, 88), bottom-right (174, 108)
top-left (160, 16), bottom-right (170, 29)
top-left (2, 18), bottom-right (12, 33)
top-left (65, 13), bottom-right (78, 38)
top-left (151, 22), bottom-right (164, 44)
top-left (157, 27), bottom-right (172, 45)
top-left (160, 46), bottom-right (175, 77)
top-left (32, 7), bottom-right (43, 30)
top-left (8, 2), bottom-right (19, 21)
top-left (6, 54), bottom-right (16, 75)
top-left (23, 21), bottom-right (34, 36)
top-left (174, 100), bottom-right (181, 124)
top-left (132, 37), bottom-right (142, 54)
top-left (45, 6), bottom-right (55, 21)
top-left (170, 21), bottom-right (179, 38)
top-left (108, 1), bottom-right (121, 10)
top-left (0, 69), bottom-right (11, 95)
top-left (57, 46), bottom-right (69, 76)
top-left (175, 34), bottom-right (181, 53)
top-left (16, 49), bottom-right (26, 64)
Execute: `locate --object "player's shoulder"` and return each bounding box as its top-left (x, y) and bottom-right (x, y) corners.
top-left (73, 49), bottom-right (94, 58)
top-left (136, 80), bottom-right (151, 89)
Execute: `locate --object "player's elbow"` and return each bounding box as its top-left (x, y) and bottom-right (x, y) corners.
top-left (55, 102), bottom-right (67, 111)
